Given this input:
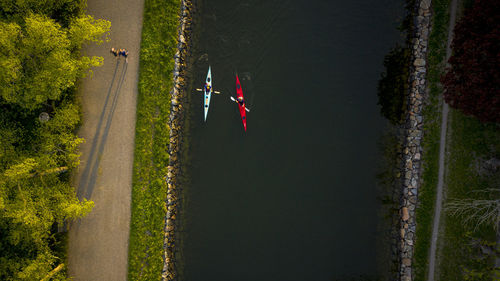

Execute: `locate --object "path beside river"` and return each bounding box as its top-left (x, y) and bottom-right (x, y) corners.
top-left (67, 0), bottom-right (144, 280)
top-left (427, 0), bottom-right (458, 280)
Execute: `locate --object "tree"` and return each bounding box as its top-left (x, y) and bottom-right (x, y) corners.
top-left (0, 13), bottom-right (109, 111)
top-left (0, 0), bottom-right (86, 26)
top-left (377, 45), bottom-right (410, 124)
top-left (0, 74), bottom-right (93, 281)
top-left (445, 189), bottom-right (500, 230)
top-left (441, 0), bottom-right (500, 123)
top-left (0, 3), bottom-right (109, 280)
top-left (0, 156), bottom-right (94, 280)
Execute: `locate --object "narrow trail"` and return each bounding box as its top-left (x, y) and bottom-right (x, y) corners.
top-left (427, 0), bottom-right (458, 280)
top-left (67, 0), bottom-right (144, 280)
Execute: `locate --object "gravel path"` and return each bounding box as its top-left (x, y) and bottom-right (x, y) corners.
top-left (427, 0), bottom-right (458, 280)
top-left (67, 0), bottom-right (144, 280)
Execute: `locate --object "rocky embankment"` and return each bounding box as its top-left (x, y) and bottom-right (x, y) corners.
top-left (161, 0), bottom-right (193, 280)
top-left (399, 0), bottom-right (432, 280)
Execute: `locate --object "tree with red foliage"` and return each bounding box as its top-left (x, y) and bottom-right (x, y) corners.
top-left (441, 0), bottom-right (500, 123)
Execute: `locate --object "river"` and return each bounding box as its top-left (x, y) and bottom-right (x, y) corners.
top-left (180, 0), bottom-right (404, 280)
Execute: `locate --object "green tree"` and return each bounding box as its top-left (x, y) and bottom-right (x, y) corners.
top-left (0, 13), bottom-right (109, 111)
top-left (0, 156), bottom-right (94, 280)
top-left (0, 0), bottom-right (86, 25)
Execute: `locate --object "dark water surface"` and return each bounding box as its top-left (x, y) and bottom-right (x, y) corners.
top-left (182, 0), bottom-right (403, 280)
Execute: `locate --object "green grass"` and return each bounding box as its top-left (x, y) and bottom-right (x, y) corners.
top-left (127, 0), bottom-right (181, 280)
top-left (413, 0), bottom-right (451, 280)
top-left (438, 111), bottom-right (500, 280)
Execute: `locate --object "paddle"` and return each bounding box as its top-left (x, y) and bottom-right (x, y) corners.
top-left (196, 88), bottom-right (220, 94)
top-left (230, 96), bottom-right (250, 112)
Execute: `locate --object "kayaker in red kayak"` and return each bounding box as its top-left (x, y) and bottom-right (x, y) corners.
top-left (237, 96), bottom-right (245, 106)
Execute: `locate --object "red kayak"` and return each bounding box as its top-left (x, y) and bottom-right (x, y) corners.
top-left (235, 75), bottom-right (247, 131)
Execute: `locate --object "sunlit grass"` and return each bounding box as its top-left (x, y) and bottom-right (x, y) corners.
top-left (127, 0), bottom-right (181, 280)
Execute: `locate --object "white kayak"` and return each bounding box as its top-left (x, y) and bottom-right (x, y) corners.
top-left (204, 66), bottom-right (212, 121)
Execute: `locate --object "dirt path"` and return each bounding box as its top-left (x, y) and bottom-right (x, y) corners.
top-left (427, 0), bottom-right (458, 280)
top-left (67, 0), bottom-right (144, 280)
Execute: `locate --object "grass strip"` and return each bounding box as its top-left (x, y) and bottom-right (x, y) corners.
top-left (413, 0), bottom-right (451, 280)
top-left (438, 110), bottom-right (499, 280)
top-left (127, 0), bottom-right (181, 280)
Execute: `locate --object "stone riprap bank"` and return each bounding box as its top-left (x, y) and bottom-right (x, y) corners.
top-left (399, 0), bottom-right (432, 280)
top-left (161, 0), bottom-right (193, 280)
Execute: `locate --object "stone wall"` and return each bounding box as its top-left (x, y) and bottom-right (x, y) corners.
top-left (162, 0), bottom-right (194, 280)
top-left (399, 0), bottom-right (432, 280)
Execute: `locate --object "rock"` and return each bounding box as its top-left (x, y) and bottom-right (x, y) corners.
top-left (402, 207), bottom-right (410, 221)
top-left (420, 0), bottom-right (431, 10)
top-left (414, 152), bottom-right (421, 160)
top-left (402, 258), bottom-right (412, 266)
top-left (414, 58), bottom-right (426, 67)
top-left (170, 154), bottom-right (177, 162)
top-left (422, 27), bottom-right (429, 38)
top-left (416, 66), bottom-right (426, 73)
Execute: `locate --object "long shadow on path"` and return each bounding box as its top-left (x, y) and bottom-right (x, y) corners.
top-left (78, 60), bottom-right (129, 200)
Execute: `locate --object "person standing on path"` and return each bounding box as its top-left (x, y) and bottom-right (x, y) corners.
top-left (110, 47), bottom-right (119, 57)
top-left (119, 48), bottom-right (129, 63)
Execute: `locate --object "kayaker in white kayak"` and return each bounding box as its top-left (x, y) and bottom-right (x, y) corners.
top-left (205, 84), bottom-right (211, 93)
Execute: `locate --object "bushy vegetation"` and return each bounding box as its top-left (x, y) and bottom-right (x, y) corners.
top-left (377, 0), bottom-right (415, 125)
top-left (127, 0), bottom-right (180, 280)
top-left (442, 0), bottom-right (500, 124)
top-left (0, 1), bottom-right (110, 280)
top-left (377, 45), bottom-right (411, 124)
top-left (0, 0), bottom-right (86, 26)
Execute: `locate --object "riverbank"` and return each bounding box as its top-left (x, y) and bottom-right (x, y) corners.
top-left (126, 0), bottom-right (181, 280)
top-left (403, 0), bottom-right (500, 280)
top-left (411, 0), bottom-right (451, 278)
top-left (162, 0), bottom-right (195, 280)
top-left (397, 0), bottom-right (432, 280)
